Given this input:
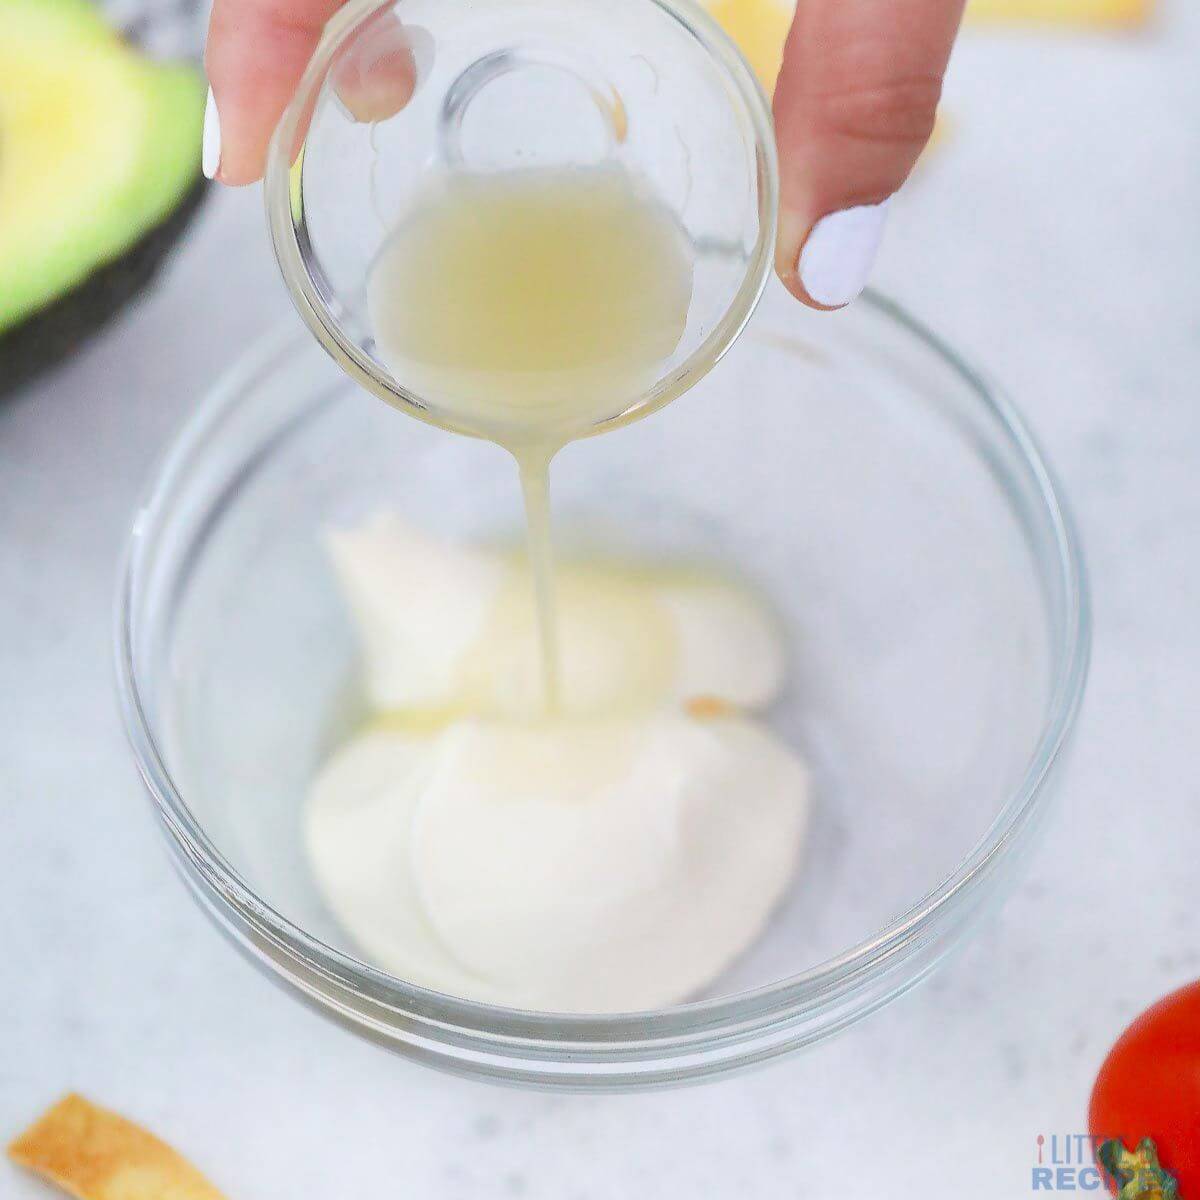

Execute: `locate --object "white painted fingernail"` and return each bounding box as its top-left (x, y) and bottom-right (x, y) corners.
top-left (797, 201), bottom-right (889, 308)
top-left (202, 87), bottom-right (221, 180)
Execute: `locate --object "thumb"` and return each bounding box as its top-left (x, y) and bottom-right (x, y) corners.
top-left (772, 0), bottom-right (965, 309)
top-left (204, 0), bottom-right (419, 185)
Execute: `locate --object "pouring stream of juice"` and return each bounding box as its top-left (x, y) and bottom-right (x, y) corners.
top-left (368, 165), bottom-right (695, 712)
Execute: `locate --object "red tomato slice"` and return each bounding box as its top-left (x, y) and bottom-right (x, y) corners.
top-left (1089, 978), bottom-right (1200, 1196)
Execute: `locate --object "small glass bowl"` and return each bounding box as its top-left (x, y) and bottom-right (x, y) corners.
top-left (115, 283), bottom-right (1089, 1089)
top-left (263, 0), bottom-right (777, 441)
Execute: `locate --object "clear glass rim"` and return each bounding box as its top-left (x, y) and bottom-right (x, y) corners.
top-left (114, 290), bottom-right (1091, 1048)
top-left (262, 0), bottom-right (780, 442)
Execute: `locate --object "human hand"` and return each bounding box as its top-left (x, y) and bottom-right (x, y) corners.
top-left (202, 0), bottom-right (964, 309)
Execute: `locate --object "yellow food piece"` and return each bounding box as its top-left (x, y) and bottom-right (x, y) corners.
top-left (966, 0), bottom-right (1150, 25)
top-left (705, 0), bottom-right (794, 94)
top-left (8, 1094), bottom-right (227, 1200)
top-left (685, 694), bottom-right (738, 719)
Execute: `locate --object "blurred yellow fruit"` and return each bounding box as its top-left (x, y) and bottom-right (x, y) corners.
top-left (704, 0), bottom-right (794, 95)
top-left (966, 0), bottom-right (1150, 25)
top-left (703, 0), bottom-right (1151, 94)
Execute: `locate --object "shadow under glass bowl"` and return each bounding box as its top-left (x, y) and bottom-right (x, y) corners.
top-left (115, 282), bottom-right (1089, 1089)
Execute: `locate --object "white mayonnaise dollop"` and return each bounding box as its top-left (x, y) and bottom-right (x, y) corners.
top-left (324, 513), bottom-right (786, 718)
top-left (306, 516), bottom-right (811, 1012)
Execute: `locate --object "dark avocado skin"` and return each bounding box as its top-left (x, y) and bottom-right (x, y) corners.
top-left (0, 177), bottom-right (208, 399)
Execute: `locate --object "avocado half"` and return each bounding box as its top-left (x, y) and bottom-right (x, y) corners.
top-left (0, 0), bottom-right (207, 396)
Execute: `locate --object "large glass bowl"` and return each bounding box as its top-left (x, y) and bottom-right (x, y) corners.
top-left (115, 282), bottom-right (1089, 1089)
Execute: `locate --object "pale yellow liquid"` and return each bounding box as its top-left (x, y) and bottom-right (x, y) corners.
top-left (367, 166), bottom-right (695, 709)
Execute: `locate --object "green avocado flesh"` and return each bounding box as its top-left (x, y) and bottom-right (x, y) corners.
top-left (0, 0), bottom-right (205, 338)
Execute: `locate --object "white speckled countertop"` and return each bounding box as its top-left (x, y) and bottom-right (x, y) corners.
top-left (4, 6), bottom-right (1199, 1195)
